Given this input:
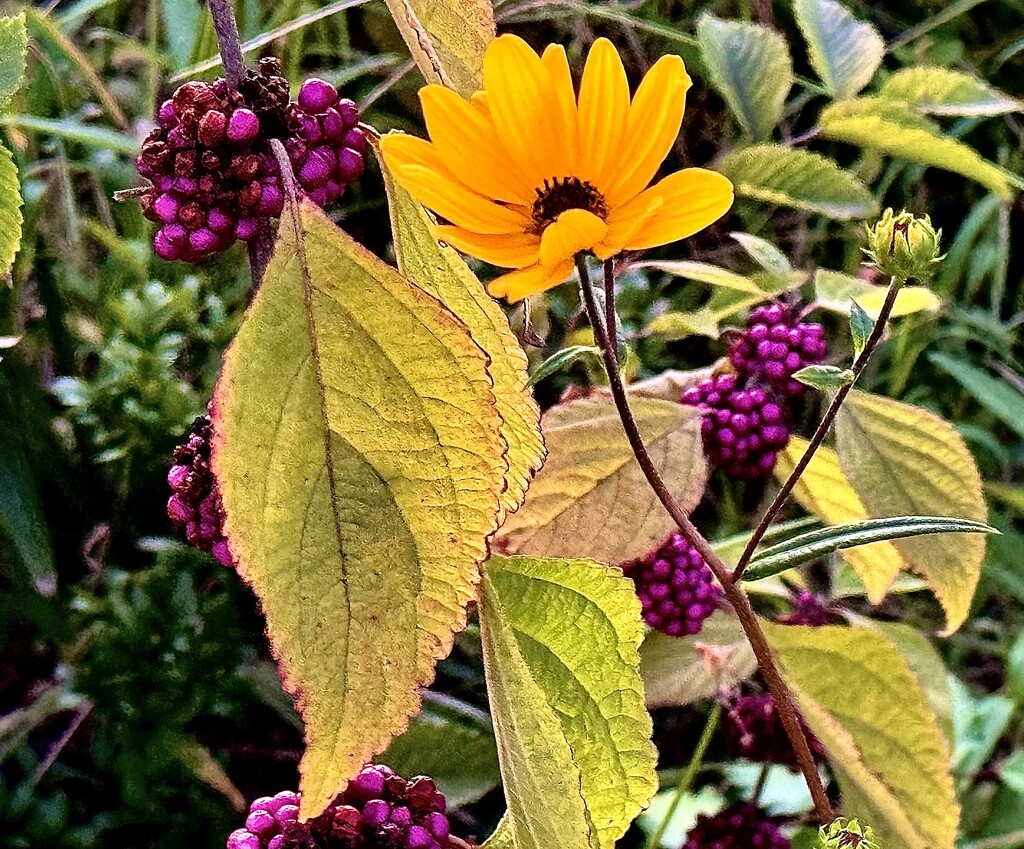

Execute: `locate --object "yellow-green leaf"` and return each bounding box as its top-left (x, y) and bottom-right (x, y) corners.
top-left (835, 390), bottom-right (987, 633)
top-left (382, 0), bottom-right (494, 96)
top-left (813, 269), bottom-right (942, 319)
top-left (774, 438), bottom-right (905, 603)
top-left (213, 198), bottom-right (507, 818)
top-left (820, 98), bottom-right (1017, 199)
top-left (479, 555), bottom-right (657, 849)
top-left (765, 623), bottom-right (958, 849)
top-left (0, 142), bottom-right (22, 277)
top-left (0, 12), bottom-right (28, 112)
top-left (494, 395), bottom-right (706, 566)
top-left (379, 151), bottom-right (544, 521)
top-left (793, 0), bottom-right (883, 100)
top-left (880, 67), bottom-right (1022, 117)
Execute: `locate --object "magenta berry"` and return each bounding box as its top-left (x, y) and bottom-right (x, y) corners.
top-left (621, 533), bottom-right (721, 637)
top-left (228, 791), bottom-right (315, 849)
top-left (683, 803), bottom-right (790, 849)
top-left (682, 374), bottom-right (791, 480)
top-left (723, 693), bottom-right (825, 769)
top-left (298, 78), bottom-right (339, 113)
top-left (777, 590), bottom-right (836, 627)
top-left (730, 303), bottom-right (828, 397)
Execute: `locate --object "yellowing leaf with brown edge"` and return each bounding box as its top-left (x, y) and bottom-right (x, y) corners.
top-left (212, 197), bottom-right (507, 818)
top-left (836, 390), bottom-right (987, 633)
top-left (494, 395), bottom-right (707, 566)
top-left (765, 622), bottom-right (958, 849)
top-left (774, 437), bottom-right (904, 602)
top-left (379, 149), bottom-right (544, 522)
top-left (382, 0), bottom-right (494, 96)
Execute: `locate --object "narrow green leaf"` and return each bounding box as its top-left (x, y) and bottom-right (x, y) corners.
top-left (0, 115), bottom-right (139, 155)
top-left (793, 0), bottom-right (884, 100)
top-left (880, 67), bottom-right (1022, 117)
top-left (849, 300), bottom-right (872, 358)
top-left (528, 345), bottom-right (602, 386)
top-left (646, 309), bottom-right (723, 341)
top-left (638, 259), bottom-right (764, 295)
top-left (479, 555), bottom-right (657, 849)
top-left (696, 15), bottom-right (792, 140)
top-left (730, 232), bottom-right (792, 280)
top-left (0, 143), bottom-right (22, 276)
top-left (792, 364), bottom-right (853, 390)
top-left (717, 145), bottom-right (877, 220)
top-left (0, 12), bottom-right (28, 111)
top-left (0, 432), bottom-right (56, 596)
top-left (741, 515), bottom-right (997, 582)
top-left (928, 353), bottom-right (1024, 440)
top-left (161, 0), bottom-right (202, 70)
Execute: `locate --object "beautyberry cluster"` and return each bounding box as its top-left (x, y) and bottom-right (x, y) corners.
top-left (723, 693), bottom-right (825, 770)
top-left (227, 765), bottom-right (451, 849)
top-left (167, 410), bottom-right (233, 567)
top-left (621, 532), bottom-right (722, 637)
top-left (138, 58), bottom-right (366, 262)
top-left (777, 590), bottom-right (836, 627)
top-left (683, 803), bottom-right (790, 849)
top-left (682, 303), bottom-right (827, 480)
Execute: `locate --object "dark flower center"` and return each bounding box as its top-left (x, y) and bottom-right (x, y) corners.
top-left (531, 176), bottom-right (608, 233)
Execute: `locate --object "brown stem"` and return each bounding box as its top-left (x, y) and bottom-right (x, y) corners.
top-left (731, 276), bottom-right (903, 581)
top-left (579, 257), bottom-right (833, 823)
top-left (603, 258), bottom-right (618, 357)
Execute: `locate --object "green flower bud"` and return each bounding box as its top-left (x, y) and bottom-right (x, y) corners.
top-left (864, 208), bottom-right (942, 281)
top-left (819, 817), bottom-right (880, 849)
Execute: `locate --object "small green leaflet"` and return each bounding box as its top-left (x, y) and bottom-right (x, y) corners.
top-left (793, 365), bottom-right (853, 390)
top-left (528, 345), bottom-right (602, 386)
top-left (849, 300), bottom-right (872, 359)
top-left (792, 0), bottom-right (883, 101)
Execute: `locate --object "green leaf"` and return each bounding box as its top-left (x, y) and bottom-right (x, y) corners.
top-left (380, 149), bottom-right (544, 521)
top-left (0, 115), bottom-right (140, 155)
top-left (0, 432), bottom-right (56, 596)
top-left (494, 395), bottom-right (706, 566)
top-left (730, 232), bottom-right (792, 281)
top-left (819, 98), bottom-right (1017, 199)
top-left (479, 555), bottom-right (657, 849)
top-left (765, 623), bottom-right (958, 849)
top-left (641, 611), bottom-right (757, 708)
top-left (717, 146), bottom-right (877, 220)
top-left (836, 390), bottom-right (989, 634)
top-left (382, 0), bottom-right (494, 96)
top-left (696, 15), bottom-right (792, 140)
top-left (793, 0), bottom-right (883, 100)
top-left (741, 516), bottom-right (996, 582)
top-left (213, 197), bottom-right (507, 818)
top-left (0, 12), bottom-right (28, 112)
top-left (161, 0), bottom-right (202, 70)
top-left (928, 353), bottom-right (1024, 441)
top-left (528, 345), bottom-right (602, 386)
top-left (638, 259), bottom-right (766, 295)
top-left (813, 269), bottom-right (942, 318)
top-left (646, 308), bottom-right (723, 341)
top-left (849, 301), bottom-right (872, 359)
top-left (879, 67), bottom-right (1022, 117)
top-left (0, 142), bottom-right (22, 277)
top-left (792, 364), bottom-right (853, 390)
top-left (951, 678), bottom-right (1013, 779)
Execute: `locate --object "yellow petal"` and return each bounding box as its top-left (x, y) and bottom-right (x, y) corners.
top-left (541, 44), bottom-right (579, 169)
top-left (594, 194), bottom-right (664, 259)
top-left (605, 55), bottom-right (692, 207)
top-left (538, 208), bottom-right (608, 267)
top-left (576, 37), bottom-right (630, 191)
top-left (487, 260), bottom-right (575, 302)
top-left (419, 86), bottom-right (534, 204)
top-left (622, 168), bottom-right (733, 251)
top-left (381, 133), bottom-right (530, 235)
top-left (483, 34), bottom-right (573, 188)
top-left (434, 225), bottom-right (540, 268)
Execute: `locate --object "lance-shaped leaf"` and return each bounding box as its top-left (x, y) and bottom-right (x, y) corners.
top-left (793, 0), bottom-right (883, 100)
top-left (479, 555), bottom-right (657, 849)
top-left (494, 395), bottom-right (706, 566)
top-left (880, 67), bottom-right (1022, 117)
top-left (765, 623), bottom-right (958, 849)
top-left (836, 390), bottom-right (988, 634)
top-left (380, 154), bottom-right (544, 521)
top-left (213, 198), bottom-right (507, 818)
top-left (382, 0), bottom-right (494, 96)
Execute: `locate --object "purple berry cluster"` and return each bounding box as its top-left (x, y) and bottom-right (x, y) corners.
top-left (682, 374), bottom-right (791, 479)
top-left (621, 532), bottom-right (722, 637)
top-left (777, 590), bottom-right (836, 627)
top-left (227, 765), bottom-right (451, 849)
top-left (683, 803), bottom-right (790, 849)
top-left (730, 303), bottom-right (828, 397)
top-left (167, 411), bottom-right (233, 567)
top-left (138, 58), bottom-right (365, 263)
top-left (723, 693), bottom-right (825, 770)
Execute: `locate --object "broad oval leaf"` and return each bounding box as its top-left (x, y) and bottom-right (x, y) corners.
top-left (479, 555), bottom-right (657, 849)
top-left (813, 269), bottom-right (942, 318)
top-left (0, 142), bottom-right (22, 277)
top-left (880, 67), bottom-right (1022, 117)
top-left (793, 0), bottom-right (883, 100)
top-left (696, 14), bottom-right (793, 140)
top-left (380, 151), bottom-right (545, 521)
top-left (820, 98), bottom-right (1017, 199)
top-left (493, 395), bottom-right (706, 566)
top-left (382, 0), bottom-right (494, 96)
top-left (641, 610), bottom-right (756, 708)
top-left (0, 12), bottom-right (27, 111)
top-left (213, 198), bottom-right (507, 817)
top-left (836, 390), bottom-right (988, 634)
top-left (765, 623), bottom-right (958, 849)
top-left (774, 438), bottom-right (904, 602)
top-left (717, 146), bottom-right (877, 220)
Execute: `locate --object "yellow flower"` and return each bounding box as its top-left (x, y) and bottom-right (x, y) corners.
top-left (380, 34), bottom-right (735, 302)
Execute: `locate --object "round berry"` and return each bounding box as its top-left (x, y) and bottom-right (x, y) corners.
top-left (683, 803), bottom-right (790, 849)
top-left (777, 590), bottom-right (836, 627)
top-left (723, 693), bottom-right (825, 769)
top-left (730, 303), bottom-right (828, 397)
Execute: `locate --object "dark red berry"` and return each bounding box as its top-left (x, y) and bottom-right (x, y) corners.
top-left (683, 803), bottom-right (790, 849)
top-left (777, 590), bottom-right (837, 627)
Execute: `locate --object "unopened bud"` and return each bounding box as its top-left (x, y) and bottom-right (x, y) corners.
top-left (819, 817), bottom-right (880, 849)
top-left (864, 208), bottom-right (942, 281)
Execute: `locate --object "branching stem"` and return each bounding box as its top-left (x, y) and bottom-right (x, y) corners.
top-left (577, 257), bottom-right (833, 823)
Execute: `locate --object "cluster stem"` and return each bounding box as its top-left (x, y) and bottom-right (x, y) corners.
top-left (576, 257), bottom-right (833, 823)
